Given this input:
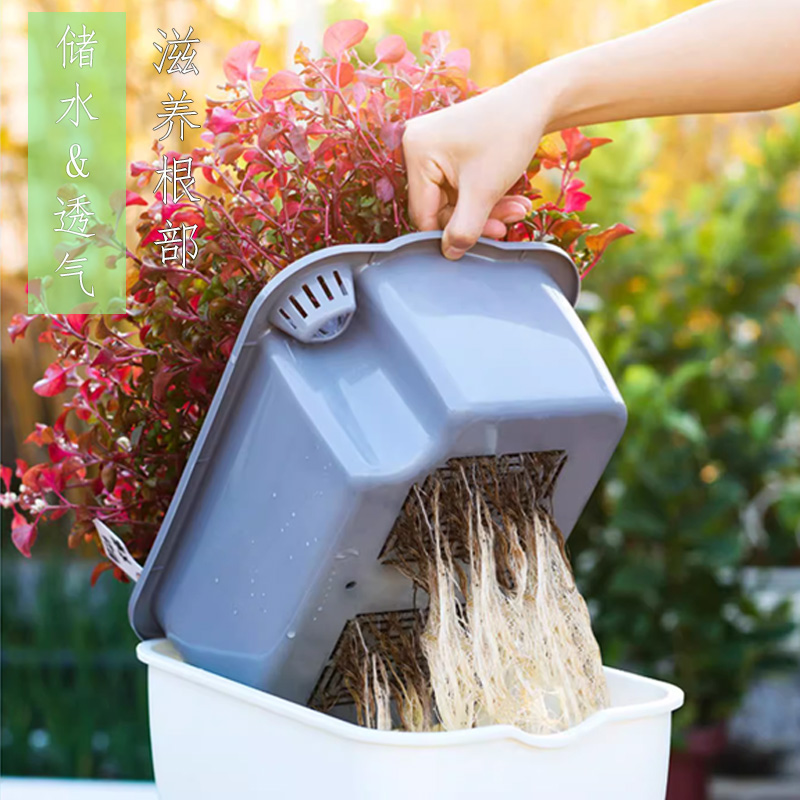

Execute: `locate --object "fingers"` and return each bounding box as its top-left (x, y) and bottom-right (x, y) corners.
top-left (404, 123), bottom-right (446, 232)
top-left (405, 116), bottom-right (532, 257)
top-left (407, 166), bottom-right (445, 231)
top-left (491, 194), bottom-right (532, 223)
top-left (442, 181), bottom-right (492, 260)
top-left (437, 193), bottom-right (532, 251)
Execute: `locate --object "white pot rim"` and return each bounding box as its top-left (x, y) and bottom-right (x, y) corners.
top-left (137, 639), bottom-right (684, 750)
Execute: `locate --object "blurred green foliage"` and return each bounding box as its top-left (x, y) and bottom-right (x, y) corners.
top-left (0, 545), bottom-right (152, 779)
top-left (572, 115), bottom-right (800, 739)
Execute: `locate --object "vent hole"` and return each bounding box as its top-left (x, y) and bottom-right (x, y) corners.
top-left (317, 275), bottom-right (334, 301)
top-left (345, 581), bottom-right (356, 590)
top-left (289, 295), bottom-right (308, 319)
top-left (311, 312), bottom-right (353, 342)
top-left (302, 283), bottom-right (321, 309)
top-left (333, 270), bottom-right (348, 296)
top-left (279, 307), bottom-right (297, 329)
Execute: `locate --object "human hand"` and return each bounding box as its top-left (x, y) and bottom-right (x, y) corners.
top-left (403, 78), bottom-right (549, 260)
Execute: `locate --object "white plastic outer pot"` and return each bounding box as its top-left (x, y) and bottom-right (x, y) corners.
top-left (138, 639), bottom-right (684, 800)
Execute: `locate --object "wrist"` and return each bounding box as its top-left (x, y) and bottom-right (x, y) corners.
top-left (505, 55), bottom-right (588, 137)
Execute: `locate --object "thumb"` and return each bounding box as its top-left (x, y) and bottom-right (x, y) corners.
top-left (442, 180), bottom-right (493, 260)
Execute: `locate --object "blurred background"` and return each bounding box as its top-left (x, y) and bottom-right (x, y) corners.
top-left (2, 0), bottom-right (799, 797)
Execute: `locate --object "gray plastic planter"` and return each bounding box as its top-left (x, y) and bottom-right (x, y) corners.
top-left (129, 231), bottom-right (627, 705)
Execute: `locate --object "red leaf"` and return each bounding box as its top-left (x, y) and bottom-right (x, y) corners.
top-left (53, 410), bottom-right (69, 435)
top-left (223, 41), bottom-right (268, 83)
top-left (287, 126), bottom-right (311, 163)
top-left (8, 313), bottom-right (36, 343)
top-left (561, 128), bottom-right (611, 163)
top-left (588, 137), bottom-right (613, 149)
top-left (395, 49), bottom-right (420, 77)
top-left (564, 180), bottom-right (591, 214)
top-left (1, 465), bottom-right (12, 491)
top-left (33, 363), bottom-right (69, 397)
top-left (323, 20), bottom-right (368, 59)
top-left (171, 208), bottom-right (205, 230)
top-left (444, 48), bottom-right (470, 73)
top-left (355, 68), bottom-right (385, 88)
top-left (380, 120), bottom-right (403, 151)
top-left (585, 223), bottom-right (635, 254)
top-left (550, 218), bottom-right (589, 247)
top-left (24, 424), bottom-right (55, 446)
top-left (219, 336), bottom-right (236, 359)
top-left (91, 561), bottom-right (114, 586)
top-left (376, 34), bottom-right (407, 64)
top-left (153, 365), bottom-right (177, 404)
top-left (188, 366), bottom-right (208, 394)
top-left (80, 377), bottom-right (106, 404)
top-left (91, 348), bottom-right (116, 369)
top-left (421, 30), bottom-right (450, 58)
top-left (130, 160), bottom-right (155, 177)
top-left (376, 176), bottom-right (395, 202)
top-left (534, 137), bottom-right (562, 169)
top-left (66, 314), bottom-right (90, 333)
top-left (11, 510), bottom-right (37, 558)
top-left (206, 107), bottom-right (240, 135)
top-left (258, 123), bottom-right (281, 150)
top-left (263, 70), bottom-right (306, 100)
top-left (126, 190), bottom-right (148, 207)
top-left (48, 442), bottom-right (73, 464)
top-left (327, 61), bottom-right (355, 88)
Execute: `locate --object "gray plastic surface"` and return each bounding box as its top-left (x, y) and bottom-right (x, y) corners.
top-left (129, 231), bottom-right (627, 704)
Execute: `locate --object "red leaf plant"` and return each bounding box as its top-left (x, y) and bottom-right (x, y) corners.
top-left (3, 22), bottom-right (632, 575)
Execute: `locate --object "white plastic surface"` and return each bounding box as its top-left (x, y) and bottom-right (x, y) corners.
top-left (268, 262), bottom-right (356, 343)
top-left (138, 639), bottom-right (684, 800)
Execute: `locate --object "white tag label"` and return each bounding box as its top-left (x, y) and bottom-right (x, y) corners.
top-left (94, 520), bottom-right (143, 582)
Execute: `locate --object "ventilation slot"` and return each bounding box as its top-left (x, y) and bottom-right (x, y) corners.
top-left (269, 263), bottom-right (356, 344)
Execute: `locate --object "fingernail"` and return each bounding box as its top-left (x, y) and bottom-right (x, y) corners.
top-left (500, 203), bottom-right (527, 224)
top-left (443, 246), bottom-right (465, 260)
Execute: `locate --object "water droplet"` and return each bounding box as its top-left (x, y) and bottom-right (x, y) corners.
top-left (289, 555), bottom-right (293, 560)
top-left (250, 539), bottom-right (255, 545)
top-left (305, 541), bottom-right (310, 547)
top-left (291, 511), bottom-right (296, 518)
top-left (272, 492), bottom-right (277, 498)
top-left (214, 577), bottom-right (220, 583)
top-left (317, 606), bottom-right (323, 612)
top-left (261, 592), bottom-right (266, 597)
top-left (312, 616), bottom-right (317, 621)
top-left (250, 578), bottom-right (255, 584)
top-left (287, 630), bottom-right (296, 639)
top-left (250, 592), bottom-right (255, 598)
top-left (233, 609), bottom-right (239, 616)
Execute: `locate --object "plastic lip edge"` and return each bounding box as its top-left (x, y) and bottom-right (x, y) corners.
top-left (249, 231), bottom-right (580, 334)
top-left (127, 232), bottom-right (580, 641)
top-left (137, 639), bottom-right (684, 750)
